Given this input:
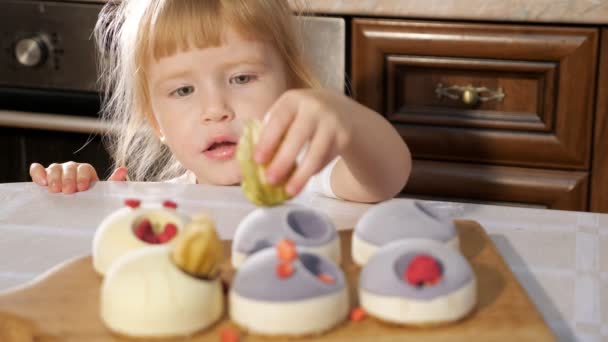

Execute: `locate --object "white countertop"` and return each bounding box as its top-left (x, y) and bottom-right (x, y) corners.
top-left (292, 0), bottom-right (608, 25)
top-left (81, 0), bottom-right (608, 25)
top-left (0, 182), bottom-right (606, 341)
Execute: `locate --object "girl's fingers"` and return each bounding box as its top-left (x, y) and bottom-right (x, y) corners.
top-left (264, 114), bottom-right (317, 185)
top-left (254, 93), bottom-right (299, 164)
top-left (285, 125), bottom-right (336, 196)
top-left (46, 164), bottom-right (63, 193)
top-left (108, 166), bottom-right (128, 181)
top-left (61, 162), bottom-right (79, 194)
top-left (76, 164), bottom-right (100, 191)
top-left (29, 163), bottom-right (48, 186)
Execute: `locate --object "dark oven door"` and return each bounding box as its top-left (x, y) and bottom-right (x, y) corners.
top-left (0, 0), bottom-right (111, 183)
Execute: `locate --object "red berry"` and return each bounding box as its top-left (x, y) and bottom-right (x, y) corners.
top-left (134, 219), bottom-right (152, 240)
top-left (134, 219), bottom-right (160, 244)
top-left (144, 234), bottom-right (160, 244)
top-left (349, 307), bottom-right (366, 321)
top-left (317, 273), bottom-right (335, 284)
top-left (124, 198), bottom-right (141, 209)
top-left (220, 328), bottom-right (239, 342)
top-left (157, 223), bottom-right (178, 243)
top-left (162, 200), bottom-right (177, 209)
top-left (276, 239), bottom-right (297, 262)
top-left (405, 254), bottom-right (442, 286)
top-left (276, 262), bottom-right (294, 279)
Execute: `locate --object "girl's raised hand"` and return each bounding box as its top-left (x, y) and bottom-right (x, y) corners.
top-left (29, 162), bottom-right (128, 194)
top-left (254, 89), bottom-right (355, 196)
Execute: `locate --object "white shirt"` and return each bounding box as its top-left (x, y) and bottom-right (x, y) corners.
top-left (166, 157), bottom-right (340, 199)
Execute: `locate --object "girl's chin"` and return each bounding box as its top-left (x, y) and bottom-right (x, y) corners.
top-left (193, 160), bottom-right (241, 185)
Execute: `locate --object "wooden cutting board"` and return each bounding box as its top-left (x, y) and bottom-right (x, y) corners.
top-left (0, 220), bottom-right (555, 341)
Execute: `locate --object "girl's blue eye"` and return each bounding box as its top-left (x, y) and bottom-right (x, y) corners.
top-left (230, 74), bottom-right (256, 85)
top-left (173, 86), bottom-right (194, 97)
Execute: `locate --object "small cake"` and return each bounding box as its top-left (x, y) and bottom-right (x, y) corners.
top-left (101, 215), bottom-right (224, 338)
top-left (229, 240), bottom-right (348, 336)
top-left (359, 239), bottom-right (476, 325)
top-left (231, 204), bottom-right (341, 268)
top-left (92, 199), bottom-right (188, 275)
top-left (352, 199), bottom-right (459, 266)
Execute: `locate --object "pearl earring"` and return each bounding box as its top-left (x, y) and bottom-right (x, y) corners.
top-left (160, 136), bottom-right (166, 144)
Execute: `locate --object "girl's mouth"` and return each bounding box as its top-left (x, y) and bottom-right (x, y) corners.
top-left (203, 141), bottom-right (237, 160)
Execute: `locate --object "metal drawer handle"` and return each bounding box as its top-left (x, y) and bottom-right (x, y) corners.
top-left (435, 83), bottom-right (505, 106)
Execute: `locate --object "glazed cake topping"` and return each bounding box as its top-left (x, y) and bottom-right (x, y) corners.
top-left (124, 198), bottom-right (141, 209)
top-left (405, 254), bottom-right (443, 287)
top-left (133, 219), bottom-right (177, 244)
top-left (233, 249), bottom-right (345, 301)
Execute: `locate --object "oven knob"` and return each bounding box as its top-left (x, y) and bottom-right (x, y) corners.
top-left (15, 36), bottom-right (49, 67)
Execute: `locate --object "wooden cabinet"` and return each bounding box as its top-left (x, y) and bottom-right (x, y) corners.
top-left (591, 29), bottom-right (608, 213)
top-left (351, 19), bottom-right (600, 211)
top-left (0, 127), bottom-right (111, 183)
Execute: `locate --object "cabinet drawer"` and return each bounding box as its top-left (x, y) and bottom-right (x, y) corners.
top-left (352, 19), bottom-right (598, 170)
top-left (405, 160), bottom-right (588, 211)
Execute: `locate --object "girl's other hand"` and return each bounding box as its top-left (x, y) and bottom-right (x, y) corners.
top-left (29, 162), bottom-right (128, 194)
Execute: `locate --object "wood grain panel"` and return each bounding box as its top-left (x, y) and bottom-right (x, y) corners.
top-left (404, 160), bottom-right (589, 211)
top-left (590, 29), bottom-right (608, 213)
top-left (386, 56), bottom-right (556, 132)
top-left (0, 129), bottom-right (25, 183)
top-left (352, 19), bottom-right (598, 170)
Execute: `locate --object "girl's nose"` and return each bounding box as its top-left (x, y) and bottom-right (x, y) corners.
top-left (199, 83), bottom-right (235, 124)
top-left (201, 110), bottom-right (235, 124)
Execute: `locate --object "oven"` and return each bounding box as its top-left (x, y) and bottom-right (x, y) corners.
top-left (0, 0), bottom-right (111, 182)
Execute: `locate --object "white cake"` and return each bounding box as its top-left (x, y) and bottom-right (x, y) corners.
top-left (92, 199), bottom-right (188, 275)
top-left (231, 205), bottom-right (341, 268)
top-left (101, 246), bottom-right (223, 337)
top-left (230, 248), bottom-right (348, 336)
top-left (358, 239), bottom-right (477, 325)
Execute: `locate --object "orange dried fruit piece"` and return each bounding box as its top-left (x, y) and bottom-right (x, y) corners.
top-left (276, 239), bottom-right (297, 262)
top-left (220, 327), bottom-right (240, 342)
top-left (349, 307), bottom-right (367, 322)
top-left (317, 273), bottom-right (335, 284)
top-left (276, 261), bottom-right (294, 279)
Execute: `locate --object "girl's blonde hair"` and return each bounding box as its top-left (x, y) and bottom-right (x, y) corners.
top-left (95, 0), bottom-right (320, 181)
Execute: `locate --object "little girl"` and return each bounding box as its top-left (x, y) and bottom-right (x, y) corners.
top-left (29, 0), bottom-right (412, 203)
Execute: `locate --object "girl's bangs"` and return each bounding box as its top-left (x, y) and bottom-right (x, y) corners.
top-left (140, 0), bottom-right (270, 62)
